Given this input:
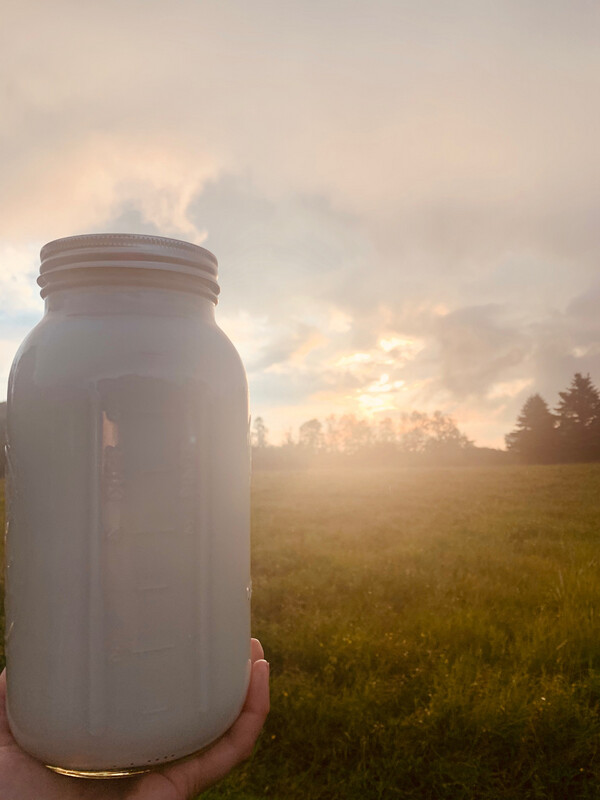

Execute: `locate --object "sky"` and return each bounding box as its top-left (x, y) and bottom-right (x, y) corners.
top-left (2, 0), bottom-right (600, 447)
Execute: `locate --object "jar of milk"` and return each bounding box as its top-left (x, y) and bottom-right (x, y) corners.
top-left (4, 234), bottom-right (251, 777)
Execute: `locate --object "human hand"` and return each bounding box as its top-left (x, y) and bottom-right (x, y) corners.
top-left (0, 638), bottom-right (269, 800)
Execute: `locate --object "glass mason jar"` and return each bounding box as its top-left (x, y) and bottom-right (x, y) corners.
top-left (4, 234), bottom-right (251, 777)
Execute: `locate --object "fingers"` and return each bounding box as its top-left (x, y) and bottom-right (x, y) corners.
top-left (251, 637), bottom-right (264, 663)
top-left (0, 670), bottom-right (13, 747)
top-left (159, 655), bottom-right (270, 797)
top-left (237, 659), bottom-right (270, 731)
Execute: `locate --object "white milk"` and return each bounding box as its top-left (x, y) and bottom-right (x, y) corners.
top-left (5, 235), bottom-right (251, 776)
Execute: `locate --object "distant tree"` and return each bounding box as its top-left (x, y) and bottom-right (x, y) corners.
top-left (282, 428), bottom-right (295, 448)
top-left (324, 414), bottom-right (343, 454)
top-left (398, 411), bottom-right (430, 454)
top-left (425, 411), bottom-right (473, 456)
top-left (375, 417), bottom-right (396, 445)
top-left (555, 373), bottom-right (600, 462)
top-left (298, 418), bottom-right (324, 453)
top-left (338, 414), bottom-right (373, 454)
top-left (505, 394), bottom-right (558, 464)
top-left (396, 410), bottom-right (472, 460)
top-left (251, 416), bottom-right (269, 449)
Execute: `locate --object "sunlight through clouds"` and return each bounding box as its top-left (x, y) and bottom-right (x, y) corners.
top-left (327, 336), bottom-right (427, 418)
top-left (357, 375), bottom-right (407, 416)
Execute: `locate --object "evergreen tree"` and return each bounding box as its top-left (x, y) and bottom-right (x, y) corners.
top-left (555, 373), bottom-right (600, 462)
top-left (505, 394), bottom-right (558, 463)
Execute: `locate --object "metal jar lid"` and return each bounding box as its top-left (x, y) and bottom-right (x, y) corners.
top-left (38, 233), bottom-right (220, 303)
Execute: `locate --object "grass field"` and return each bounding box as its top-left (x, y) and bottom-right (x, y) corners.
top-left (2, 464), bottom-right (600, 798)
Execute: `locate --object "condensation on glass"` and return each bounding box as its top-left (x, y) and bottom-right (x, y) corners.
top-left (4, 234), bottom-right (251, 777)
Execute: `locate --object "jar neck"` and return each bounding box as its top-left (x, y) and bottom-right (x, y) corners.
top-left (44, 286), bottom-right (216, 320)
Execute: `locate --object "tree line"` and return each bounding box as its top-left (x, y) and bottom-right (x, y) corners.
top-left (505, 372), bottom-right (600, 464)
top-left (251, 410), bottom-right (507, 468)
top-left (253, 410), bottom-right (472, 453)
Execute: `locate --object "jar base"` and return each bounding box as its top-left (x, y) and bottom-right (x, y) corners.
top-left (44, 740), bottom-right (215, 779)
top-left (45, 764), bottom-right (152, 779)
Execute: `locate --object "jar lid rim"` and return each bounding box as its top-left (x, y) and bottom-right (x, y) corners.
top-left (40, 233), bottom-right (218, 271)
top-left (38, 233), bottom-right (220, 302)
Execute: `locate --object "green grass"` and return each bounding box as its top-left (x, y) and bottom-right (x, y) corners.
top-left (3, 465), bottom-right (600, 798)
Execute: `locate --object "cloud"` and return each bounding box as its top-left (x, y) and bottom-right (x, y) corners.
top-left (431, 305), bottom-right (532, 398)
top-left (0, 132), bottom-right (221, 243)
top-left (566, 283), bottom-right (600, 323)
top-left (187, 175), bottom-right (374, 317)
top-left (4, 0), bottom-right (600, 250)
top-left (528, 283), bottom-right (600, 404)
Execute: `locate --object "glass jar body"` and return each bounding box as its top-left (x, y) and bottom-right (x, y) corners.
top-left (5, 284), bottom-right (250, 775)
